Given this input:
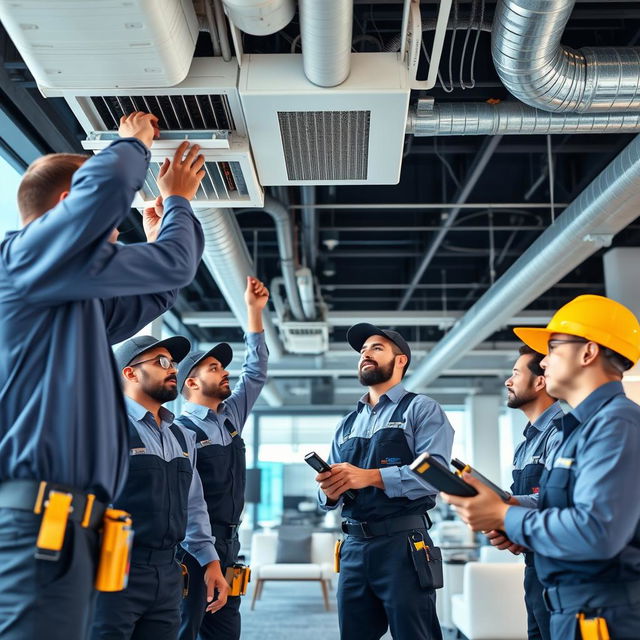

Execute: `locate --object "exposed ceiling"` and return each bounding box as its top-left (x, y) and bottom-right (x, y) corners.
top-left (2, 0), bottom-right (640, 408)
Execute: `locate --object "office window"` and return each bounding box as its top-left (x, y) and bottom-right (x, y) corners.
top-left (0, 156), bottom-right (22, 239)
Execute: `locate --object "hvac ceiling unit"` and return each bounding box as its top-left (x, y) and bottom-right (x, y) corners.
top-left (41, 58), bottom-right (247, 138)
top-left (279, 322), bottom-right (330, 355)
top-left (82, 131), bottom-right (263, 209)
top-left (0, 0), bottom-right (199, 89)
top-left (239, 53), bottom-right (410, 186)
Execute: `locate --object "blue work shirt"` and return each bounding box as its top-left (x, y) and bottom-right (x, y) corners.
top-left (181, 331), bottom-right (268, 440)
top-left (511, 401), bottom-right (564, 508)
top-left (125, 397), bottom-right (218, 565)
top-left (505, 381), bottom-right (640, 570)
top-left (0, 138), bottom-right (204, 502)
top-left (320, 383), bottom-right (454, 510)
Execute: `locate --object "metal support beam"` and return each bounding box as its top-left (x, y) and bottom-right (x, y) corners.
top-left (398, 136), bottom-right (503, 310)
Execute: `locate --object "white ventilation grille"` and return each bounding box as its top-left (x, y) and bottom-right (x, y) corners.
top-left (277, 110), bottom-right (370, 181)
top-left (90, 95), bottom-right (236, 131)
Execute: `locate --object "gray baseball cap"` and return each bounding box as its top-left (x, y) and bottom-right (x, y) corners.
top-left (177, 343), bottom-right (233, 391)
top-left (113, 335), bottom-right (191, 372)
top-left (346, 323), bottom-right (412, 368)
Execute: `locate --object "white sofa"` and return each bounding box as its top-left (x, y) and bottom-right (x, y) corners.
top-left (249, 531), bottom-right (336, 610)
top-left (451, 562), bottom-right (527, 640)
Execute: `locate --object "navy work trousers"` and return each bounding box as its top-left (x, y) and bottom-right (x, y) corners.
top-left (179, 538), bottom-right (241, 640)
top-left (523, 565), bottom-right (551, 640)
top-left (0, 507), bottom-right (98, 640)
top-left (337, 530), bottom-right (442, 640)
top-left (91, 557), bottom-right (183, 640)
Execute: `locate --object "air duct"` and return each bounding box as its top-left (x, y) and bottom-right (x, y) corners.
top-left (405, 133), bottom-right (640, 390)
top-left (492, 0), bottom-right (640, 113)
top-left (261, 196), bottom-right (306, 322)
top-left (406, 101), bottom-right (640, 136)
top-left (222, 0), bottom-right (295, 36)
top-left (194, 208), bottom-right (284, 361)
top-left (299, 0), bottom-right (353, 87)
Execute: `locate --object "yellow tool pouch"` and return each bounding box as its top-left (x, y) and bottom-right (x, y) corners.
top-left (334, 539), bottom-right (343, 573)
top-left (35, 489), bottom-right (73, 560)
top-left (95, 508), bottom-right (134, 592)
top-left (577, 613), bottom-right (610, 640)
top-left (225, 564), bottom-right (251, 596)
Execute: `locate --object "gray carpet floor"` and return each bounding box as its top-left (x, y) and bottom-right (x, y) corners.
top-left (241, 580), bottom-right (458, 640)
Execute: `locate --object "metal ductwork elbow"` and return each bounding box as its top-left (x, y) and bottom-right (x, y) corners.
top-left (222, 0), bottom-right (295, 36)
top-left (194, 208), bottom-right (284, 360)
top-left (492, 0), bottom-right (640, 113)
top-left (299, 0), bottom-right (353, 87)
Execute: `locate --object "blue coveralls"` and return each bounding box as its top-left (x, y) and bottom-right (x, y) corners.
top-left (505, 382), bottom-right (640, 639)
top-left (91, 399), bottom-right (218, 640)
top-left (176, 332), bottom-right (268, 640)
top-left (0, 139), bottom-right (204, 640)
top-left (321, 383), bottom-right (454, 640)
top-left (510, 402), bottom-right (563, 640)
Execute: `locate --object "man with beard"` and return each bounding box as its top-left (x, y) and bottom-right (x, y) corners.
top-left (175, 276), bottom-right (269, 640)
top-left (91, 335), bottom-right (228, 640)
top-left (486, 344), bottom-right (563, 640)
top-left (315, 323), bottom-right (454, 640)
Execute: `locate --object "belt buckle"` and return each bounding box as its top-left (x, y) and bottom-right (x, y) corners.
top-left (357, 522), bottom-right (372, 539)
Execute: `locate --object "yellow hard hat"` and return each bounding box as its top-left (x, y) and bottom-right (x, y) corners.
top-left (513, 294), bottom-right (640, 365)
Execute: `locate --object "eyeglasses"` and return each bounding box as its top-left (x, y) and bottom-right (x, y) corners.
top-left (129, 355), bottom-right (178, 370)
top-left (547, 338), bottom-right (589, 351)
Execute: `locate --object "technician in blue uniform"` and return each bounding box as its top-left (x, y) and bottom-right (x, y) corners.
top-left (0, 112), bottom-right (205, 640)
top-left (177, 275), bottom-right (269, 640)
top-left (316, 323), bottom-right (454, 640)
top-left (92, 335), bottom-right (229, 640)
top-left (444, 295), bottom-right (640, 639)
top-left (487, 345), bottom-right (563, 640)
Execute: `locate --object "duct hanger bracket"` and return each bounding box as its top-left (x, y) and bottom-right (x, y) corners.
top-left (583, 233), bottom-right (614, 248)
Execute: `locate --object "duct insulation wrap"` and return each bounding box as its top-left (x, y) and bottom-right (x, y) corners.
top-left (493, 0), bottom-right (640, 112)
top-left (194, 208), bottom-right (284, 360)
top-left (407, 102), bottom-right (640, 136)
top-left (223, 0), bottom-right (295, 36)
top-left (405, 133), bottom-right (640, 389)
top-left (299, 0), bottom-right (353, 87)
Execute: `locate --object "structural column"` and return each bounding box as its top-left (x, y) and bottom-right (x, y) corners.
top-left (464, 394), bottom-right (502, 487)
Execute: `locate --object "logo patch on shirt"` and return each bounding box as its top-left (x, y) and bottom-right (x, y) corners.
top-left (554, 457), bottom-right (574, 468)
top-left (386, 421), bottom-right (405, 428)
top-left (130, 447), bottom-right (146, 456)
top-left (381, 457), bottom-right (402, 465)
top-left (196, 439), bottom-right (213, 448)
top-left (532, 486), bottom-right (540, 494)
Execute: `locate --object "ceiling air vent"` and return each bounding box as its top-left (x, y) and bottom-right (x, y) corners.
top-left (277, 110), bottom-right (370, 181)
top-left (41, 58), bottom-right (246, 136)
top-left (240, 53), bottom-right (409, 185)
top-left (82, 132), bottom-right (263, 208)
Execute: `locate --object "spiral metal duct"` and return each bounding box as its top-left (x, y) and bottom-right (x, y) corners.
top-left (492, 0), bottom-right (640, 112)
top-left (406, 101), bottom-right (640, 136)
top-left (299, 0), bottom-right (353, 87)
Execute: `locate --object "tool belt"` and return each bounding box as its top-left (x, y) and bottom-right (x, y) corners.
top-left (0, 479), bottom-right (106, 559)
top-left (341, 514), bottom-right (431, 538)
top-left (131, 545), bottom-right (176, 566)
top-left (211, 522), bottom-right (241, 541)
top-left (0, 480), bottom-right (133, 593)
top-left (543, 580), bottom-right (640, 613)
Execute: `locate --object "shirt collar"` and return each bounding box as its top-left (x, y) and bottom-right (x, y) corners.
top-left (124, 396), bottom-right (175, 425)
top-left (183, 400), bottom-right (215, 420)
top-left (357, 383), bottom-right (407, 412)
top-left (529, 401), bottom-right (564, 433)
top-left (570, 380), bottom-right (625, 426)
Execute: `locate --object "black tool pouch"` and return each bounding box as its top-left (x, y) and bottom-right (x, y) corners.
top-left (408, 533), bottom-right (444, 590)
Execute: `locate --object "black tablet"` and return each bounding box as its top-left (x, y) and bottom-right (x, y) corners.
top-left (410, 452), bottom-right (479, 497)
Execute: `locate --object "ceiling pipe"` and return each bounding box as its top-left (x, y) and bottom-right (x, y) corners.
top-left (299, 0), bottom-right (353, 87)
top-left (301, 186), bottom-right (318, 272)
top-left (261, 196), bottom-right (307, 322)
top-left (405, 133), bottom-right (640, 390)
top-left (406, 101), bottom-right (640, 136)
top-left (492, 0), bottom-right (640, 113)
top-left (398, 135), bottom-right (503, 311)
top-left (194, 208), bottom-right (284, 360)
